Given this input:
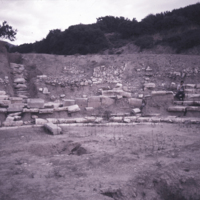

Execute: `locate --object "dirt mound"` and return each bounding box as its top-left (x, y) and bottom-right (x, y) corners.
top-left (28, 141), bottom-right (87, 156)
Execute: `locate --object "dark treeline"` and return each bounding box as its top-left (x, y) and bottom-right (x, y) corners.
top-left (10, 3), bottom-right (200, 54)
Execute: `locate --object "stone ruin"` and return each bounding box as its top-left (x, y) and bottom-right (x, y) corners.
top-left (1, 53), bottom-right (200, 133)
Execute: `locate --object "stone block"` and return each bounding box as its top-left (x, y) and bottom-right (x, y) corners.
top-left (0, 100), bottom-right (11, 107)
top-left (132, 108), bottom-right (141, 114)
top-left (23, 108), bottom-right (39, 113)
top-left (102, 90), bottom-right (131, 98)
top-left (58, 118), bottom-right (76, 123)
top-left (85, 107), bottom-right (94, 111)
top-left (27, 98), bottom-right (44, 108)
top-left (10, 97), bottom-right (23, 104)
top-left (95, 117), bottom-right (103, 123)
top-left (168, 106), bottom-right (186, 112)
top-left (124, 116), bottom-right (137, 122)
top-left (39, 108), bottom-right (54, 114)
top-left (68, 104), bottom-right (81, 113)
top-left (75, 118), bottom-right (88, 123)
top-left (43, 87), bottom-right (49, 94)
top-left (62, 99), bottom-right (75, 106)
top-left (185, 84), bottom-right (196, 88)
top-left (35, 118), bottom-right (47, 125)
top-left (44, 123), bottom-right (62, 135)
top-left (101, 96), bottom-right (115, 106)
top-left (47, 118), bottom-right (58, 124)
top-left (7, 103), bottom-right (24, 112)
top-left (0, 108), bottom-right (7, 113)
top-left (54, 106), bottom-right (68, 112)
top-left (110, 117), bottom-right (123, 122)
top-left (14, 78), bottom-right (26, 84)
top-left (3, 120), bottom-right (23, 127)
top-left (144, 83), bottom-right (155, 90)
top-left (75, 98), bottom-right (88, 108)
top-left (88, 101), bottom-right (101, 108)
top-left (0, 91), bottom-right (6, 95)
top-left (14, 84), bottom-right (27, 89)
top-left (196, 84), bottom-right (200, 89)
top-left (128, 98), bottom-right (142, 107)
top-left (151, 91), bottom-right (173, 96)
top-left (186, 106), bottom-right (200, 111)
top-left (0, 95), bottom-right (9, 100)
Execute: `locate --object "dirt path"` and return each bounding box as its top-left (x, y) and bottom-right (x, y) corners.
top-left (0, 123), bottom-right (200, 200)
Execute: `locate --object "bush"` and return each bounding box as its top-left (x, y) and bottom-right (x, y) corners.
top-left (134, 36), bottom-right (154, 50)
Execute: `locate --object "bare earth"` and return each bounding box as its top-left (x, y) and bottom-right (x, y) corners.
top-left (0, 123), bottom-right (200, 200)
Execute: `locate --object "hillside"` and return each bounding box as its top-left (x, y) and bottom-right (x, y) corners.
top-left (9, 3), bottom-right (200, 55)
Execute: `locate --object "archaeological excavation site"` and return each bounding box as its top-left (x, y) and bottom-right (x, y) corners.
top-left (0, 41), bottom-right (200, 200)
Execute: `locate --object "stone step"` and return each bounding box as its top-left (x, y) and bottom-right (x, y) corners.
top-left (174, 101), bottom-right (200, 106)
top-left (168, 106), bottom-right (200, 112)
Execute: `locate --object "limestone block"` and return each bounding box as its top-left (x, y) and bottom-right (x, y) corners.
top-left (58, 118), bottom-right (76, 123)
top-left (37, 75), bottom-right (47, 79)
top-left (43, 87), bottom-right (49, 94)
top-left (0, 91), bottom-right (6, 95)
top-left (23, 108), bottom-right (39, 113)
top-left (85, 117), bottom-right (96, 122)
top-left (7, 103), bottom-right (24, 112)
top-left (185, 89), bottom-right (196, 94)
top-left (168, 106), bottom-right (186, 112)
top-left (144, 83), bottom-right (155, 90)
top-left (151, 117), bottom-right (161, 122)
top-left (54, 106), bottom-right (68, 112)
top-left (10, 97), bottom-right (23, 104)
top-left (137, 117), bottom-right (150, 122)
top-left (39, 108), bottom-right (54, 114)
top-left (88, 101), bottom-right (101, 108)
top-left (75, 118), bottom-right (88, 123)
top-left (68, 104), bottom-right (81, 113)
top-left (186, 106), bottom-right (200, 111)
top-left (75, 98), bottom-right (88, 108)
top-left (101, 96), bottom-right (115, 106)
top-left (14, 84), bottom-right (27, 89)
top-left (124, 116), bottom-right (137, 122)
top-left (44, 123), bottom-right (62, 135)
top-left (0, 100), bottom-right (11, 107)
top-left (0, 95), bottom-right (9, 100)
top-left (27, 98), bottom-right (44, 108)
top-left (95, 117), bottom-right (103, 123)
top-left (185, 84), bottom-right (196, 88)
top-left (132, 108), bottom-right (141, 114)
top-left (35, 118), bottom-right (47, 125)
top-left (8, 112), bottom-right (21, 117)
top-left (60, 94), bottom-right (65, 98)
top-left (123, 118), bottom-right (131, 123)
top-left (47, 118), bottom-right (58, 124)
top-left (196, 84), bottom-right (200, 89)
top-left (3, 120), bottom-right (23, 127)
top-left (151, 91), bottom-right (173, 96)
top-left (146, 66), bottom-right (152, 71)
top-left (110, 117), bottom-right (123, 122)
top-left (14, 78), bottom-right (26, 84)
top-left (174, 101), bottom-right (200, 106)
top-left (187, 94), bottom-right (200, 99)
top-left (62, 99), bottom-right (75, 106)
top-left (44, 102), bottom-right (62, 108)
top-left (0, 108), bottom-right (7, 113)
top-left (102, 90), bottom-right (131, 98)
top-left (85, 107), bottom-right (94, 111)
top-left (128, 98), bottom-right (142, 107)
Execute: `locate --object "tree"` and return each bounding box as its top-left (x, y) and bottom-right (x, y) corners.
top-left (0, 21), bottom-right (17, 41)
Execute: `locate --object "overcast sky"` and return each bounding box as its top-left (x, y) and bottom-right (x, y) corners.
top-left (0, 0), bottom-right (199, 45)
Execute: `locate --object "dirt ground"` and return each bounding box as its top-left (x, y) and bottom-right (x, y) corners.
top-left (0, 123), bottom-right (200, 200)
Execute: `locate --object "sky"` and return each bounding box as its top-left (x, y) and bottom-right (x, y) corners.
top-left (0, 0), bottom-right (199, 45)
